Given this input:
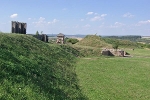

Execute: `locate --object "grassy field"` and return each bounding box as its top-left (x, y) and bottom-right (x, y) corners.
top-left (125, 48), bottom-right (150, 57)
top-left (1, 33), bottom-right (150, 99)
top-left (76, 49), bottom-right (150, 100)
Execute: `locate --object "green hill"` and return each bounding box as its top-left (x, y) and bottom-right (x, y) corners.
top-left (0, 33), bottom-right (86, 100)
top-left (76, 35), bottom-right (111, 48)
top-left (102, 37), bottom-right (138, 48)
top-left (72, 35), bottom-right (111, 56)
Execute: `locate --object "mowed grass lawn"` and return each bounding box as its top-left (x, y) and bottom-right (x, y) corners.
top-left (76, 49), bottom-right (150, 100)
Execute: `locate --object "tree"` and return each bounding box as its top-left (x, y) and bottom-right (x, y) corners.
top-left (112, 42), bottom-right (119, 51)
top-left (112, 44), bottom-right (118, 49)
top-left (66, 38), bottom-right (79, 44)
top-left (36, 31), bottom-right (39, 35)
top-left (41, 31), bottom-right (43, 34)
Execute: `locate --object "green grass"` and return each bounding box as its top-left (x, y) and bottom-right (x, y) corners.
top-left (2, 33), bottom-right (150, 100)
top-left (0, 33), bottom-right (87, 100)
top-left (102, 37), bottom-right (138, 48)
top-left (68, 35), bottom-right (110, 57)
top-left (71, 45), bottom-right (102, 57)
top-left (125, 48), bottom-right (150, 57)
top-left (76, 35), bottom-right (111, 48)
top-left (76, 49), bottom-right (150, 100)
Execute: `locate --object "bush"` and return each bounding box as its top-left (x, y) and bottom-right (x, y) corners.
top-left (112, 42), bottom-right (119, 50)
top-left (146, 44), bottom-right (150, 48)
top-left (66, 38), bottom-right (79, 44)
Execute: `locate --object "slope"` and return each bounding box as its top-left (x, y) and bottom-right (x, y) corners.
top-left (76, 35), bottom-right (111, 48)
top-left (0, 33), bottom-right (86, 100)
top-left (102, 37), bottom-right (138, 48)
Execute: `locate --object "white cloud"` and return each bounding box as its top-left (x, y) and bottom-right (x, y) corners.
top-left (33, 17), bottom-right (47, 27)
top-left (123, 12), bottom-right (134, 18)
top-left (73, 25), bottom-right (79, 28)
top-left (33, 17), bottom-right (59, 26)
top-left (62, 8), bottom-right (67, 10)
top-left (91, 16), bottom-right (102, 21)
top-left (10, 14), bottom-right (18, 18)
top-left (39, 17), bottom-right (45, 21)
top-left (138, 20), bottom-right (150, 24)
top-left (28, 18), bottom-right (31, 20)
top-left (48, 19), bottom-right (59, 24)
top-left (94, 13), bottom-right (98, 15)
top-left (53, 19), bottom-right (59, 23)
top-left (91, 14), bottom-right (107, 21)
top-left (83, 24), bottom-right (91, 28)
top-left (101, 14), bottom-right (107, 17)
top-left (135, 20), bottom-right (150, 26)
top-left (115, 22), bottom-right (125, 26)
top-left (99, 22), bottom-right (105, 28)
top-left (87, 12), bottom-right (94, 15)
top-left (110, 22), bottom-right (125, 28)
top-left (80, 19), bottom-right (84, 21)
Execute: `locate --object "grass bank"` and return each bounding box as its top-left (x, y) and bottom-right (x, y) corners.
top-left (0, 33), bottom-right (87, 100)
top-left (76, 35), bottom-right (111, 48)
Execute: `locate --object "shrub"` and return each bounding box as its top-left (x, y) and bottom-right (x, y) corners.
top-left (66, 38), bottom-right (79, 44)
top-left (112, 42), bottom-right (119, 50)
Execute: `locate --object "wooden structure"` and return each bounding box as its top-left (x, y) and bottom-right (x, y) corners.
top-left (11, 21), bottom-right (27, 34)
top-left (56, 33), bottom-right (65, 44)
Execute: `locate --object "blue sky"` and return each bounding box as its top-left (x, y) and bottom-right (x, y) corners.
top-left (0, 0), bottom-right (150, 36)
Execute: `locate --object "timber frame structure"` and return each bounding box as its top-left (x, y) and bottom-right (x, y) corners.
top-left (56, 33), bottom-right (65, 44)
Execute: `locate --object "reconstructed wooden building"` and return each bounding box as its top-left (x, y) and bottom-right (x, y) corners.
top-left (56, 33), bottom-right (65, 44)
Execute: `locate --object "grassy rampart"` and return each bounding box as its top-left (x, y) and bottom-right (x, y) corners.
top-left (0, 33), bottom-right (86, 100)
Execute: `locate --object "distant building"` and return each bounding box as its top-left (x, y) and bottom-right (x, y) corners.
top-left (33, 34), bottom-right (48, 42)
top-left (11, 21), bottom-right (27, 34)
top-left (56, 33), bottom-right (65, 44)
top-left (142, 36), bottom-right (150, 39)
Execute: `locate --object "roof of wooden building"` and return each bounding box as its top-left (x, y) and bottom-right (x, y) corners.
top-left (57, 33), bottom-right (65, 37)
